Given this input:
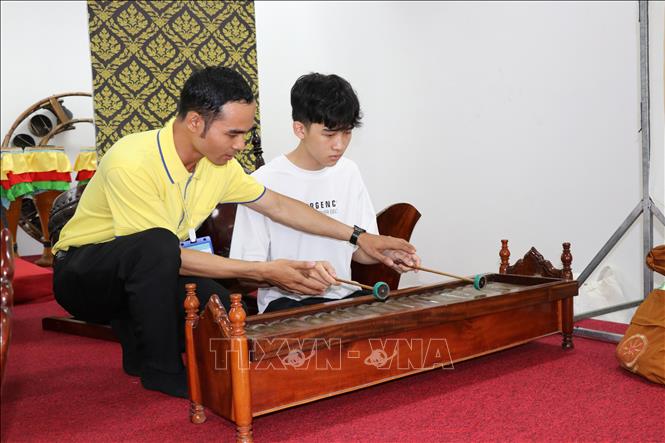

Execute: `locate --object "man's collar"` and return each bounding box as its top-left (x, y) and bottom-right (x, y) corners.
top-left (157, 118), bottom-right (191, 184)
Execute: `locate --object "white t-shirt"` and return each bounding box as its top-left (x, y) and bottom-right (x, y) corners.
top-left (230, 155), bottom-right (378, 313)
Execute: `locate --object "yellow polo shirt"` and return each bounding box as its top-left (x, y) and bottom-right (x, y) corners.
top-left (54, 118), bottom-right (265, 253)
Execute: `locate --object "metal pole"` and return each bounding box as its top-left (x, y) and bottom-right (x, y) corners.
top-left (577, 201), bottom-right (642, 285)
top-left (639, 0), bottom-right (653, 298)
top-left (574, 300), bottom-right (643, 322)
top-left (573, 1), bottom-right (660, 339)
top-left (651, 197), bottom-right (665, 225)
top-left (573, 327), bottom-right (623, 344)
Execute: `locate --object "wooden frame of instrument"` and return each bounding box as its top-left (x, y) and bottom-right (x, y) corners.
top-left (1, 228), bottom-right (15, 386)
top-left (184, 264), bottom-right (577, 442)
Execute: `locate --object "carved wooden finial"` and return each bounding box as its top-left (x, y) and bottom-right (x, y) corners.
top-left (1, 229), bottom-right (15, 309)
top-left (184, 283), bottom-right (200, 321)
top-left (499, 239), bottom-right (510, 274)
top-left (183, 282), bottom-right (206, 425)
top-left (251, 130), bottom-right (265, 169)
top-left (561, 242), bottom-right (573, 281)
top-left (1, 229), bottom-right (14, 283)
top-left (229, 294), bottom-right (246, 337)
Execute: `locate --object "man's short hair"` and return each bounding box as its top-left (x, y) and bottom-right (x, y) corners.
top-left (291, 73), bottom-right (362, 131)
top-left (176, 66), bottom-right (254, 134)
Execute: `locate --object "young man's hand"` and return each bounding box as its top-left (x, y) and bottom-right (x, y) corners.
top-left (356, 234), bottom-right (420, 272)
top-left (260, 259), bottom-right (337, 295)
top-left (382, 249), bottom-right (422, 273)
top-left (308, 260), bottom-right (339, 287)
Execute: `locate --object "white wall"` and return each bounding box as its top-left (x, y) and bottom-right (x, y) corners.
top-left (1, 1), bottom-right (95, 255)
top-left (255, 1), bottom-right (665, 306)
top-left (1, 1), bottom-right (663, 308)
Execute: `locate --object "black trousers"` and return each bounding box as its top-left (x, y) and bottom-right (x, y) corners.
top-left (53, 228), bottom-right (231, 375)
top-left (264, 289), bottom-right (370, 313)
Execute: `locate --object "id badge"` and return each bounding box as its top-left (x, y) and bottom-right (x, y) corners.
top-left (180, 236), bottom-right (214, 254)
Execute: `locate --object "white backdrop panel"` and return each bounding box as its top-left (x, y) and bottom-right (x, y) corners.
top-left (255, 1), bottom-right (664, 297)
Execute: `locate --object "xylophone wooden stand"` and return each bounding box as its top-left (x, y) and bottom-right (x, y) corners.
top-left (499, 239), bottom-right (574, 349)
top-left (183, 241), bottom-right (577, 442)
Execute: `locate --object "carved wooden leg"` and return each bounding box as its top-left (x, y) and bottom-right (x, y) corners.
top-left (560, 242), bottom-right (574, 349)
top-left (5, 199), bottom-right (22, 257)
top-left (184, 283), bottom-right (207, 424)
top-left (236, 425), bottom-right (253, 443)
top-left (34, 190), bottom-right (61, 267)
top-left (229, 294), bottom-right (253, 443)
top-left (561, 297), bottom-right (574, 349)
top-left (189, 402), bottom-right (206, 424)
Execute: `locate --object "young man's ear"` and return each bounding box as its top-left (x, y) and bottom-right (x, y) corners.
top-left (293, 121), bottom-right (306, 140)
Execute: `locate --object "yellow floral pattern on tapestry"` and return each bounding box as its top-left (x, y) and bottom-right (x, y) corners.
top-left (87, 1), bottom-right (260, 170)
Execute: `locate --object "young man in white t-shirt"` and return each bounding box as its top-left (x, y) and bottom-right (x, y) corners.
top-left (230, 73), bottom-right (419, 313)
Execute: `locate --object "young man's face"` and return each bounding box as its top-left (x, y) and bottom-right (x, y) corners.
top-left (297, 122), bottom-right (353, 169)
top-left (192, 101), bottom-right (256, 166)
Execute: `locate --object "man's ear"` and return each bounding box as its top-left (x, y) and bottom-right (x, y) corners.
top-left (185, 111), bottom-right (204, 135)
top-left (292, 121), bottom-right (306, 140)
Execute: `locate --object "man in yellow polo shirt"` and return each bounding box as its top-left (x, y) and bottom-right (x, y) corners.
top-left (52, 66), bottom-right (418, 398)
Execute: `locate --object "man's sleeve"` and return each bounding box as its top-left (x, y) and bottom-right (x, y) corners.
top-left (229, 202), bottom-right (270, 262)
top-left (221, 160), bottom-right (266, 204)
top-left (105, 167), bottom-right (177, 237)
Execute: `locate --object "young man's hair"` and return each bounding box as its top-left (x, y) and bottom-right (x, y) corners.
top-left (177, 66), bottom-right (254, 135)
top-left (291, 73), bottom-right (362, 131)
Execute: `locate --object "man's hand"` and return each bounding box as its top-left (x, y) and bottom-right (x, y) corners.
top-left (356, 233), bottom-right (420, 271)
top-left (260, 259), bottom-right (338, 295)
top-left (308, 260), bottom-right (339, 286)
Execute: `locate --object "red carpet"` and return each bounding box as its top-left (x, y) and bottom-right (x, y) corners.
top-left (2, 301), bottom-right (664, 442)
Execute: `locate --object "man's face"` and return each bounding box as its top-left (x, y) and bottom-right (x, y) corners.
top-left (298, 122), bottom-right (353, 169)
top-left (193, 101), bottom-right (256, 166)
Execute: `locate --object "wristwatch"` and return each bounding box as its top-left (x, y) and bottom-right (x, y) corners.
top-left (349, 225), bottom-right (366, 245)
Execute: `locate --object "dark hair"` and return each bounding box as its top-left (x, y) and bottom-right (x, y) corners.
top-left (176, 66), bottom-right (254, 134)
top-left (291, 73), bottom-right (362, 131)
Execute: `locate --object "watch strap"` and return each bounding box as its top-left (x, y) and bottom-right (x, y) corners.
top-left (350, 225), bottom-right (366, 245)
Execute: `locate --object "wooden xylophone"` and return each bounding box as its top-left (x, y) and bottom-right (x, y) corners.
top-left (185, 257), bottom-right (577, 442)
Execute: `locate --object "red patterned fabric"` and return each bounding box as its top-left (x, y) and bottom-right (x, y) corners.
top-left (1, 172), bottom-right (32, 189)
top-left (28, 171), bottom-right (72, 183)
top-left (75, 170), bottom-right (95, 181)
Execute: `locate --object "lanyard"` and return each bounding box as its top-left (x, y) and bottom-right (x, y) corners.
top-left (157, 129), bottom-right (197, 242)
top-left (177, 178), bottom-right (197, 243)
